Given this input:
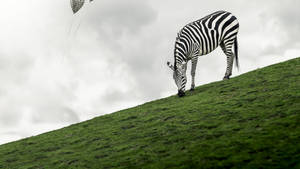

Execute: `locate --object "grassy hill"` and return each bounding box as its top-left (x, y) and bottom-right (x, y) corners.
top-left (0, 58), bottom-right (300, 169)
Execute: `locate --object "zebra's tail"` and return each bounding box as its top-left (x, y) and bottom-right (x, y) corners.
top-left (233, 37), bottom-right (239, 70)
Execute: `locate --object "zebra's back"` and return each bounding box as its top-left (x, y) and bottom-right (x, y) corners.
top-left (177, 11), bottom-right (239, 57)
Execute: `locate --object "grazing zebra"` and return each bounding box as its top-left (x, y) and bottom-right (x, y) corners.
top-left (167, 11), bottom-right (239, 97)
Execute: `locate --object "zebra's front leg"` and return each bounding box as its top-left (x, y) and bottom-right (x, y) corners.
top-left (190, 57), bottom-right (198, 90)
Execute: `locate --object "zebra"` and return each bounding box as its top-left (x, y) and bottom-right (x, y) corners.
top-left (167, 11), bottom-right (239, 97)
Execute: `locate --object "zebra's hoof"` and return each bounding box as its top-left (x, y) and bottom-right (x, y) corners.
top-left (191, 84), bottom-right (195, 91)
top-left (223, 76), bottom-right (230, 80)
top-left (178, 90), bottom-right (185, 97)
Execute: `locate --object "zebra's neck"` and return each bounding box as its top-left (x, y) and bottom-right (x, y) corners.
top-left (175, 31), bottom-right (202, 60)
top-left (174, 37), bottom-right (190, 69)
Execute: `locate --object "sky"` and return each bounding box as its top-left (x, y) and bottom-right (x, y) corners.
top-left (0, 0), bottom-right (299, 145)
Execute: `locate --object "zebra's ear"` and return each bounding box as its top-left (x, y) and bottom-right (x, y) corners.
top-left (167, 62), bottom-right (175, 71)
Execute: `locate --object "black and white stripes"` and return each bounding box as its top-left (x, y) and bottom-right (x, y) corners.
top-left (167, 11), bottom-right (239, 97)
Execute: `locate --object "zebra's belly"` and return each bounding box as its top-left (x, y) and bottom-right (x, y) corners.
top-left (198, 44), bottom-right (219, 56)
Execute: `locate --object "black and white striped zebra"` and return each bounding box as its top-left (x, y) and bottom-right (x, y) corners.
top-left (167, 11), bottom-right (239, 97)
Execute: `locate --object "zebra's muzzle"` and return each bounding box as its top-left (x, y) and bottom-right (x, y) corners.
top-left (178, 90), bottom-right (185, 97)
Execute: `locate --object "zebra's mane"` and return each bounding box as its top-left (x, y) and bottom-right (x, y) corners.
top-left (174, 34), bottom-right (181, 70)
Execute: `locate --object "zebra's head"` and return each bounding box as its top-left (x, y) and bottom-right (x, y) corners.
top-left (167, 61), bottom-right (187, 97)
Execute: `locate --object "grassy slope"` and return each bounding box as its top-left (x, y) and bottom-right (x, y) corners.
top-left (0, 58), bottom-right (300, 169)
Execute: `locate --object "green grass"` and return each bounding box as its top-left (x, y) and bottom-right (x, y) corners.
top-left (0, 58), bottom-right (300, 169)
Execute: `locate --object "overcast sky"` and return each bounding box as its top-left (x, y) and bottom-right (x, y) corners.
top-left (0, 0), bottom-right (299, 145)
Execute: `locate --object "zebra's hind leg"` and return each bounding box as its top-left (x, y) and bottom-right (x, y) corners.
top-left (190, 57), bottom-right (198, 91)
top-left (220, 42), bottom-right (234, 80)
